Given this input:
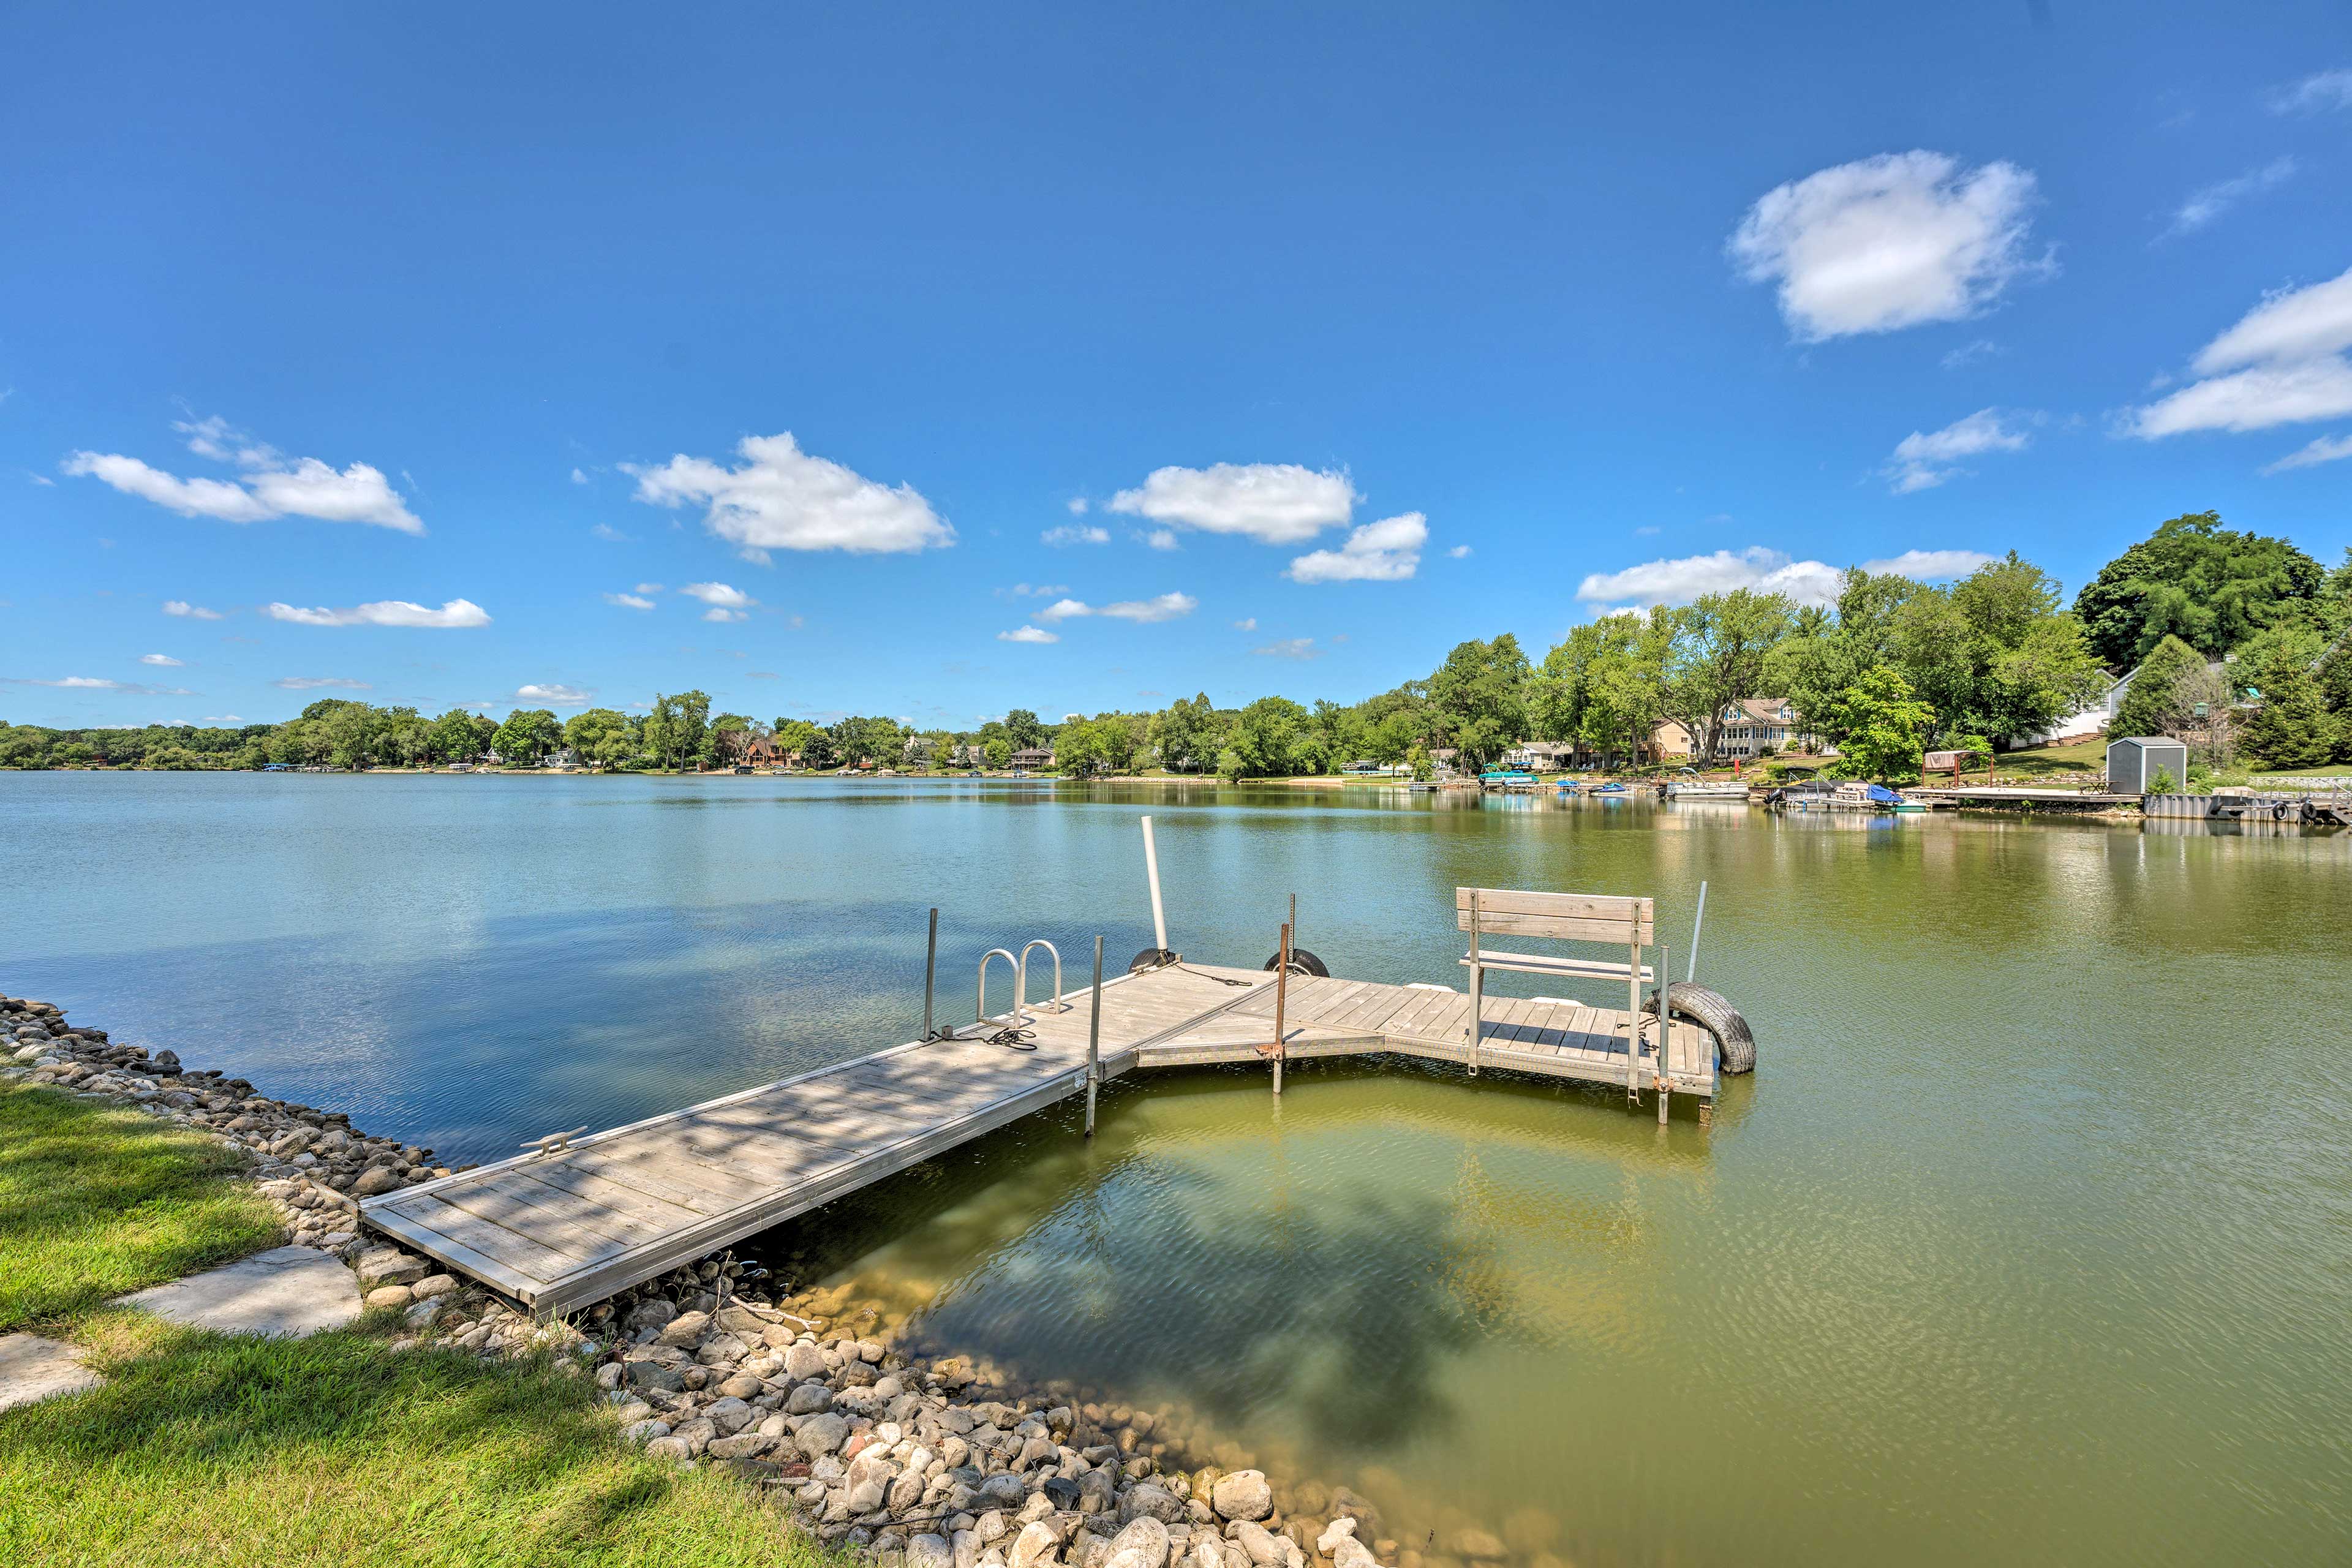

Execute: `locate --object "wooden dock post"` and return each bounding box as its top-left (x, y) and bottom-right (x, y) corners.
top-left (1085, 935), bottom-right (1102, 1137)
top-left (1279, 912), bottom-right (1298, 1100)
top-left (1466, 889), bottom-right (1481, 1076)
top-left (1656, 940), bottom-right (1670, 1125)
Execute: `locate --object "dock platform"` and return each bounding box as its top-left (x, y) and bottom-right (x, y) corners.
top-left (361, 963), bottom-right (1717, 1316)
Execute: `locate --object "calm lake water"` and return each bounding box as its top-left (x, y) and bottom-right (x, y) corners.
top-left (5, 772), bottom-right (2349, 1566)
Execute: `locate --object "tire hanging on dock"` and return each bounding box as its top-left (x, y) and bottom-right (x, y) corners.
top-left (1262, 949), bottom-right (1331, 978)
top-left (1642, 982), bottom-right (1756, 1074)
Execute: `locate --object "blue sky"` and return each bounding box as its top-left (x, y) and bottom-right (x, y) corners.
top-left (6, 3), bottom-right (2350, 729)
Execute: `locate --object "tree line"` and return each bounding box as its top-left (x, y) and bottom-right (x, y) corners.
top-left (4, 513), bottom-right (2345, 780)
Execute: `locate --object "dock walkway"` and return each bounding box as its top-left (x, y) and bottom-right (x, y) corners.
top-left (361, 963), bottom-right (1716, 1316)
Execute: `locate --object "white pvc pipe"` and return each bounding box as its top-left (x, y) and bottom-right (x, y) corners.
top-left (1141, 815), bottom-right (1169, 954)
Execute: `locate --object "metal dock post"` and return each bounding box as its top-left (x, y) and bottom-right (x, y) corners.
top-left (922, 907), bottom-right (939, 1041)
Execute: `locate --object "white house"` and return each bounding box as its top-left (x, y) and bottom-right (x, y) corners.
top-left (1716, 699), bottom-right (1800, 759)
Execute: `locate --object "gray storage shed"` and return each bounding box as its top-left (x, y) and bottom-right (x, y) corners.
top-left (2107, 736), bottom-right (2190, 794)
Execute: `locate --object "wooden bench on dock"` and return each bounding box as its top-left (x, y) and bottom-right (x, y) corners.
top-left (1460, 888), bottom-right (1656, 1099)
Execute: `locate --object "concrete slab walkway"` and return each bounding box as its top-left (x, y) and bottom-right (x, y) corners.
top-left (0, 1333), bottom-right (104, 1412)
top-left (115, 1245), bottom-right (363, 1338)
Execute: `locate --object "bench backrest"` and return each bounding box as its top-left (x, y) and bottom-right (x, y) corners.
top-left (1456, 888), bottom-right (1653, 946)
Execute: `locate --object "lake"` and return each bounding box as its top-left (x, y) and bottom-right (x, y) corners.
top-left (4, 771), bottom-right (2348, 1566)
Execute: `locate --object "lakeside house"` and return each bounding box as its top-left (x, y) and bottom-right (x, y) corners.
top-left (1010, 746), bottom-right (1055, 769)
top-left (1715, 699), bottom-right (1800, 760)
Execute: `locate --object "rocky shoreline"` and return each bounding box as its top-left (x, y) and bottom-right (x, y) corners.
top-left (2, 990), bottom-right (1521, 1568)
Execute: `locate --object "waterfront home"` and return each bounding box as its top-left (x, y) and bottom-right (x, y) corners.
top-left (1716, 699), bottom-right (1800, 760)
top-left (1011, 746), bottom-right (1054, 769)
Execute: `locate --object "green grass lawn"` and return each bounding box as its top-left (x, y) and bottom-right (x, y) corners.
top-left (0, 1313), bottom-right (834, 1568)
top-left (0, 1083), bottom-right (841, 1568)
top-left (0, 1084), bottom-right (281, 1333)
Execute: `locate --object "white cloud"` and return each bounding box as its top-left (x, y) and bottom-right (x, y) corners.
top-left (2164, 157), bottom-right (2296, 238)
top-left (590, 523), bottom-right (630, 541)
top-left (626, 432), bottom-right (952, 557)
top-left (1580, 544), bottom-right (1993, 608)
top-left (1448, 544), bottom-right (1472, 559)
top-left (634, 582), bottom-right (663, 594)
top-left (516, 683), bottom-right (592, 706)
top-left (6, 675), bottom-right (194, 696)
top-left (1940, 338), bottom-right (2002, 369)
top-left (998, 625), bottom-right (1059, 644)
top-left (2126, 269), bottom-right (2352, 439)
top-left (1885, 408), bottom-right (2032, 492)
top-left (680, 582), bottom-right (755, 608)
top-left (2261, 432), bottom-right (2352, 474)
top-left (65, 420), bottom-right (423, 533)
top-left (1107, 462), bottom-right (1357, 545)
top-left (2190, 266), bottom-right (2352, 374)
top-left (1066, 497), bottom-right (1089, 514)
top-left (703, 608), bottom-right (747, 623)
top-left (1728, 151), bottom-right (2044, 341)
top-left (200, 715), bottom-right (242, 724)
top-left (1253, 638), bottom-right (1319, 660)
top-left (1232, 617), bottom-right (1257, 631)
top-left (1042, 524), bottom-right (1110, 546)
top-left (1102, 592), bottom-right (1197, 623)
top-left (604, 592), bottom-right (656, 609)
top-left (139, 654), bottom-right (184, 666)
top-left (273, 677), bottom-right (372, 690)
top-left (265, 598), bottom-right (491, 629)
top-left (162, 600), bottom-right (223, 619)
top-left (1144, 528), bottom-right (1178, 551)
top-left (1287, 511), bottom-right (1427, 583)
top-left (1035, 592), bottom-right (1197, 625)
top-left (571, 468), bottom-right (589, 485)
top-left (2269, 68), bottom-right (2352, 115)
top-left (1858, 548), bottom-right (1997, 579)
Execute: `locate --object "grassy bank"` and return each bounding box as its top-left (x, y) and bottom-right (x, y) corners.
top-left (0, 1085), bottom-right (836, 1568)
top-left (0, 1085), bottom-right (279, 1333)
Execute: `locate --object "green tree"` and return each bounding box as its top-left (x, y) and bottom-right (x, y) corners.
top-left (707, 713), bottom-right (754, 766)
top-left (2074, 511), bottom-right (2327, 668)
top-left (982, 735), bottom-right (1011, 769)
top-left (492, 708), bottom-right (561, 765)
top-left (1225, 696), bottom-right (1309, 777)
top-left (1149, 695), bottom-right (1219, 774)
top-left (1427, 634), bottom-right (1531, 769)
top-left (564, 708), bottom-right (633, 769)
top-left (1004, 709), bottom-right (1047, 752)
top-left (2239, 627), bottom-right (2334, 769)
top-left (1662, 589), bottom-right (1795, 764)
top-left (1825, 665), bottom-right (1935, 783)
top-left (2110, 635), bottom-right (2209, 739)
top-left (772, 719), bottom-right (818, 766)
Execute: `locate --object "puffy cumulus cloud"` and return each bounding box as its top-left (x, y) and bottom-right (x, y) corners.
top-left (603, 592), bottom-right (656, 610)
top-left (1035, 591), bottom-right (1198, 625)
top-left (265, 598), bottom-right (491, 628)
top-left (1448, 544), bottom-right (1472, 559)
top-left (162, 600), bottom-right (223, 619)
top-left (1580, 545), bottom-right (1995, 609)
top-left (1066, 497), bottom-right (1090, 514)
top-left (2128, 266), bottom-right (2352, 438)
top-left (1253, 638), bottom-right (1319, 660)
top-left (1729, 151), bottom-right (2045, 341)
top-left (626, 432), bottom-right (952, 557)
top-left (2164, 157), bottom-right (2296, 238)
top-left (516, 683), bottom-right (592, 706)
top-left (1577, 548), bottom-right (1844, 609)
top-left (997, 625), bottom-right (1058, 644)
top-left (1884, 409), bottom-right (2032, 492)
top-left (139, 654), bottom-right (184, 666)
top-left (680, 582), bottom-right (754, 608)
top-left (1144, 529), bottom-right (1178, 551)
top-left (2269, 68), bottom-right (2352, 115)
top-left (63, 417), bottom-right (423, 533)
top-left (2261, 432), bottom-right (2352, 473)
top-left (1860, 548), bottom-right (1997, 579)
top-left (1286, 511), bottom-right (1427, 583)
top-left (5, 675), bottom-right (194, 696)
top-left (273, 677), bottom-right (372, 690)
top-left (1042, 524), bottom-right (1109, 546)
top-left (1107, 462), bottom-right (1357, 545)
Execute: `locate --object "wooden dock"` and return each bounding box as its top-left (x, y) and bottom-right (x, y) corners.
top-left (360, 963), bottom-right (1717, 1317)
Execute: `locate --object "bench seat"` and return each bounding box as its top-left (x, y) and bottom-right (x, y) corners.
top-left (1459, 951), bottom-right (1654, 984)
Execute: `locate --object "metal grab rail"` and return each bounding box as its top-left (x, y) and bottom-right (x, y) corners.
top-left (976, 948), bottom-right (1020, 1025)
top-left (1018, 940), bottom-right (1066, 1016)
